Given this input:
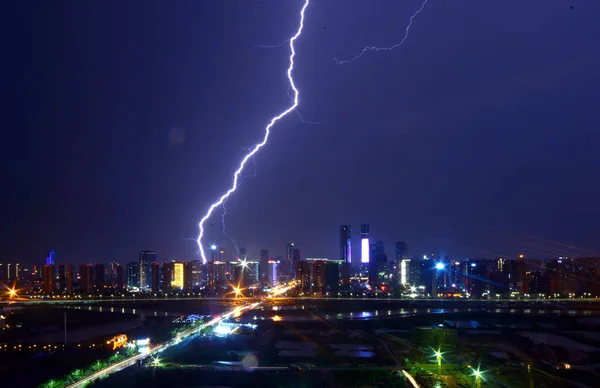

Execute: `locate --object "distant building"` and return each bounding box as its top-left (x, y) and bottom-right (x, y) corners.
top-left (260, 249), bottom-right (269, 282)
top-left (94, 263), bottom-right (105, 289)
top-left (116, 264), bottom-right (124, 291)
top-left (80, 264), bottom-right (93, 293)
top-left (267, 260), bottom-right (278, 287)
top-left (126, 262), bottom-right (140, 290)
top-left (295, 261), bottom-right (311, 292)
top-left (151, 262), bottom-right (160, 293)
top-left (65, 264), bottom-right (74, 293)
top-left (59, 264), bottom-right (66, 291)
top-left (340, 225), bottom-right (352, 264)
top-left (360, 224), bottom-right (370, 264)
top-left (42, 264), bottom-right (55, 294)
top-left (139, 250), bottom-right (156, 291)
top-left (162, 262), bottom-right (173, 293)
top-left (172, 262), bottom-right (185, 289)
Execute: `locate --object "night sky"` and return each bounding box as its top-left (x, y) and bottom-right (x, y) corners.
top-left (3, 0), bottom-right (600, 266)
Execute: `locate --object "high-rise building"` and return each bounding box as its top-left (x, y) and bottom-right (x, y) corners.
top-left (116, 264), bottom-right (124, 291)
top-left (65, 264), bottom-right (74, 293)
top-left (260, 249), bottom-right (269, 282)
top-left (292, 248), bottom-right (301, 268)
top-left (267, 260), bottom-right (278, 287)
top-left (43, 264), bottom-right (55, 294)
top-left (340, 225), bottom-right (352, 264)
top-left (325, 261), bottom-right (341, 293)
top-left (59, 264), bottom-right (66, 291)
top-left (214, 261), bottom-right (228, 287)
top-left (360, 224), bottom-right (370, 264)
top-left (139, 250), bottom-right (156, 291)
top-left (172, 262), bottom-right (185, 289)
top-left (151, 262), bottom-right (160, 293)
top-left (126, 262), bottom-right (140, 290)
top-left (219, 248), bottom-right (226, 262)
top-left (189, 260), bottom-right (201, 287)
top-left (184, 262), bottom-right (193, 292)
top-left (94, 263), bottom-right (105, 289)
top-left (15, 263), bottom-right (20, 281)
top-left (162, 262), bottom-right (173, 293)
top-left (239, 248), bottom-right (247, 261)
top-left (284, 243), bottom-right (295, 279)
top-left (295, 261), bottom-right (311, 292)
top-left (79, 264), bottom-right (93, 293)
top-left (245, 261), bottom-right (259, 285)
top-left (207, 261), bottom-right (215, 294)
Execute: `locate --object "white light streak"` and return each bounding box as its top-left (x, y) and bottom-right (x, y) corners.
top-left (197, 0), bottom-right (310, 263)
top-left (335, 0), bottom-right (429, 65)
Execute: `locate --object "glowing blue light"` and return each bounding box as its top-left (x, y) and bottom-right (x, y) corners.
top-left (435, 263), bottom-right (445, 270)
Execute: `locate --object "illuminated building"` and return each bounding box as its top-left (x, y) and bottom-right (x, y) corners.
top-left (46, 250), bottom-right (55, 266)
top-left (207, 261), bottom-right (215, 293)
top-left (295, 260), bottom-right (311, 292)
top-left (7, 263), bottom-right (12, 282)
top-left (244, 261), bottom-right (259, 286)
top-left (219, 248), bottom-right (226, 262)
top-left (214, 261), bottom-right (228, 286)
top-left (340, 225), bottom-right (352, 264)
top-left (15, 263), bottom-right (20, 281)
top-left (360, 224), bottom-right (370, 264)
top-left (139, 250), bottom-right (156, 291)
top-left (172, 262), bottom-right (185, 289)
top-left (189, 260), bottom-right (201, 286)
top-left (284, 242), bottom-right (295, 279)
top-left (267, 260), bottom-right (278, 287)
top-left (400, 259), bottom-right (411, 285)
top-left (126, 262), bottom-right (139, 289)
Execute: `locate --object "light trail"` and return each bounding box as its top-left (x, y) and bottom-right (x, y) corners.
top-left (335, 0), bottom-right (429, 65)
top-left (197, 0), bottom-right (310, 263)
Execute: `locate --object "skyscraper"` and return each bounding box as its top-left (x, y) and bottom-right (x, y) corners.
top-left (172, 262), bottom-right (185, 289)
top-left (80, 264), bottom-right (93, 293)
top-left (126, 262), bottom-right (140, 290)
top-left (116, 264), bottom-right (124, 291)
top-left (94, 263), bottom-right (105, 289)
top-left (59, 264), bottom-right (66, 291)
top-left (43, 264), bottom-right (55, 294)
top-left (340, 225), bottom-right (352, 264)
top-left (65, 264), bottom-right (74, 293)
top-left (139, 250), bottom-right (156, 291)
top-left (360, 224), bottom-right (370, 264)
top-left (151, 262), bottom-right (160, 293)
top-left (162, 262), bottom-right (173, 293)
top-left (239, 248), bottom-right (247, 261)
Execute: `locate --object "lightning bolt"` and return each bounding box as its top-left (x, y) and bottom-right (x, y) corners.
top-left (197, 0), bottom-right (310, 264)
top-left (335, 0), bottom-right (429, 65)
top-left (219, 153), bottom-right (257, 254)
